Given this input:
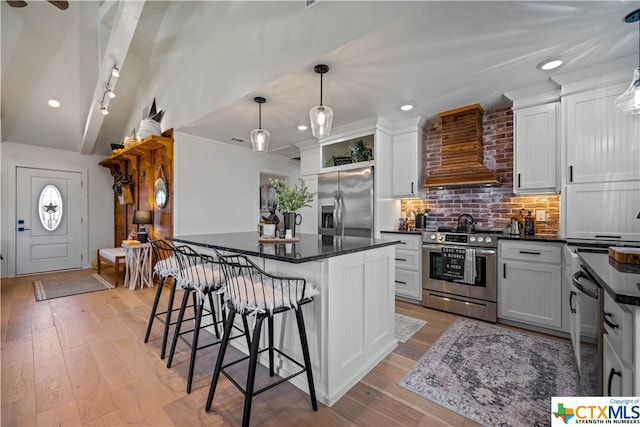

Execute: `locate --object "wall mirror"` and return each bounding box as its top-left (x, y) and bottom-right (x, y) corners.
top-left (154, 166), bottom-right (168, 209)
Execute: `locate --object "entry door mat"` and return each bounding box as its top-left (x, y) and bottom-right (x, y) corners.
top-left (398, 318), bottom-right (578, 427)
top-left (34, 273), bottom-right (114, 301)
top-left (395, 313), bottom-right (427, 343)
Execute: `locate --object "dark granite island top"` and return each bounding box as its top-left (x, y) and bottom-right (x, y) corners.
top-left (578, 251), bottom-right (640, 306)
top-left (168, 232), bottom-right (401, 264)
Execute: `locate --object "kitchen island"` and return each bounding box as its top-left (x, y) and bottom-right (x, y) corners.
top-left (168, 232), bottom-right (400, 406)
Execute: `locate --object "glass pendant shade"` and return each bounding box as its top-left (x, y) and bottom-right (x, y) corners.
top-left (310, 104), bottom-right (333, 138)
top-left (614, 67), bottom-right (640, 114)
top-left (250, 128), bottom-right (270, 152)
top-left (250, 96), bottom-right (269, 152)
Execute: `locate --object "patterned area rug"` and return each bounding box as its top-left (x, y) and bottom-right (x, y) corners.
top-left (395, 313), bottom-right (427, 343)
top-left (33, 273), bottom-right (114, 301)
top-left (399, 318), bottom-right (578, 427)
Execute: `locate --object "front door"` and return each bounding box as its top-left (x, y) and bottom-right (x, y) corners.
top-left (16, 167), bottom-right (82, 274)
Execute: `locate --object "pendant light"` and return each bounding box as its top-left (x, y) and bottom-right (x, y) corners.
top-left (309, 64), bottom-right (333, 139)
top-left (614, 9), bottom-right (640, 114)
top-left (250, 97), bottom-right (270, 152)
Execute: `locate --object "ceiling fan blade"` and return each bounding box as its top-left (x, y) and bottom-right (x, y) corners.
top-left (6, 1), bottom-right (28, 7)
top-left (48, 0), bottom-right (68, 10)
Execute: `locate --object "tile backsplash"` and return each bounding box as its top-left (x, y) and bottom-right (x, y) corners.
top-left (401, 106), bottom-right (560, 234)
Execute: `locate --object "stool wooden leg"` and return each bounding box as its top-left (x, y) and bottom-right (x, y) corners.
top-left (167, 289), bottom-right (190, 368)
top-left (296, 307), bottom-right (318, 411)
top-left (144, 276), bottom-right (166, 343)
top-left (206, 308), bottom-right (237, 412)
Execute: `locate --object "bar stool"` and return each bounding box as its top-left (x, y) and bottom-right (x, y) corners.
top-left (205, 252), bottom-right (319, 427)
top-left (167, 246), bottom-right (250, 394)
top-left (144, 239), bottom-right (183, 359)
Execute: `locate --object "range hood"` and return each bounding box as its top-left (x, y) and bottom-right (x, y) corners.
top-left (425, 103), bottom-right (500, 188)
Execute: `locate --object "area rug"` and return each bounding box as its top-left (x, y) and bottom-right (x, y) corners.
top-left (395, 313), bottom-right (427, 343)
top-left (33, 273), bottom-right (114, 301)
top-left (398, 318), bottom-right (578, 427)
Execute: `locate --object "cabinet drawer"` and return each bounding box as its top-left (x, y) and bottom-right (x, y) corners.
top-left (603, 334), bottom-right (634, 396)
top-left (382, 232), bottom-right (421, 251)
top-left (500, 241), bottom-right (561, 263)
top-left (603, 292), bottom-right (633, 363)
top-left (395, 249), bottom-right (420, 270)
top-left (394, 269), bottom-right (421, 299)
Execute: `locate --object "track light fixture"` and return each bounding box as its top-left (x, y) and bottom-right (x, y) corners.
top-left (99, 63), bottom-right (119, 117)
top-left (309, 64), bottom-right (333, 139)
top-left (250, 97), bottom-right (270, 152)
top-left (614, 9), bottom-right (640, 114)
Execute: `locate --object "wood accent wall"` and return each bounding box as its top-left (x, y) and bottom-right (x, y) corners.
top-left (99, 129), bottom-right (174, 246)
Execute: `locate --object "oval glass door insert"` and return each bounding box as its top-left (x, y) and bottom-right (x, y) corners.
top-left (39, 184), bottom-right (64, 231)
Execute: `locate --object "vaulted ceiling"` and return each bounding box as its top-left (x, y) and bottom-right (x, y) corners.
top-left (2, 1), bottom-right (638, 158)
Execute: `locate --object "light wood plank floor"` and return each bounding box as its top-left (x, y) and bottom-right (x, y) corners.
top-left (1, 268), bottom-right (485, 426)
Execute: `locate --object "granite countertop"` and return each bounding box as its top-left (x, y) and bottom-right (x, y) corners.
top-left (578, 251), bottom-right (640, 306)
top-left (498, 233), bottom-right (566, 243)
top-left (168, 232), bottom-right (401, 264)
top-left (380, 229), bottom-right (429, 235)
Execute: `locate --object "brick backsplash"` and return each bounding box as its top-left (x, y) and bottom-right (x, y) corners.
top-left (401, 106), bottom-right (560, 234)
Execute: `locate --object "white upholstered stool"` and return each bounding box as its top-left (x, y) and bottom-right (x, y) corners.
top-left (97, 247), bottom-right (126, 287)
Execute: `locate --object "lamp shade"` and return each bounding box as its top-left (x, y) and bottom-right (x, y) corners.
top-left (250, 96), bottom-right (269, 152)
top-left (132, 210), bottom-right (152, 225)
top-left (614, 67), bottom-right (640, 114)
top-left (250, 128), bottom-right (270, 152)
top-left (309, 104), bottom-right (333, 138)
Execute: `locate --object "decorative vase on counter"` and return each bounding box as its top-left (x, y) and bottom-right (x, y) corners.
top-left (283, 212), bottom-right (302, 237)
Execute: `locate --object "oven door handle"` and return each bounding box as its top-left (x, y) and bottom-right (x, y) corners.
top-left (422, 245), bottom-right (496, 256)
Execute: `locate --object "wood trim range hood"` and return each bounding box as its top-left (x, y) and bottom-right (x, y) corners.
top-left (425, 103), bottom-right (500, 188)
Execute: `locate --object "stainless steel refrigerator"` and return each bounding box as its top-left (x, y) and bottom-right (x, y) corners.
top-left (317, 166), bottom-right (374, 238)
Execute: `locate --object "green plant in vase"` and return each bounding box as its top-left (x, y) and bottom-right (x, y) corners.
top-left (269, 178), bottom-right (315, 237)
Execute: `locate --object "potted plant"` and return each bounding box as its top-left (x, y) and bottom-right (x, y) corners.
top-left (270, 178), bottom-right (315, 237)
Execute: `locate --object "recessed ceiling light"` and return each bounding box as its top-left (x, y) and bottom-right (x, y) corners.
top-left (537, 58), bottom-right (564, 71)
top-left (297, 124), bottom-right (308, 131)
top-left (400, 103), bottom-right (414, 111)
top-left (48, 99), bottom-right (60, 108)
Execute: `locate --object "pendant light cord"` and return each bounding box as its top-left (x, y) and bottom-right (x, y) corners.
top-left (258, 102), bottom-right (262, 129)
top-left (319, 73), bottom-right (324, 106)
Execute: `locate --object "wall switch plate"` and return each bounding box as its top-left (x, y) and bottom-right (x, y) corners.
top-left (536, 210), bottom-right (546, 222)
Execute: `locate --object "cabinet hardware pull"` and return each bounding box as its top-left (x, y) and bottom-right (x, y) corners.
top-left (569, 290), bottom-right (576, 314)
top-left (604, 312), bottom-right (619, 329)
top-left (411, 182), bottom-right (414, 194)
top-left (607, 368), bottom-right (622, 396)
top-left (595, 235), bottom-right (621, 239)
top-left (569, 165), bottom-right (573, 182)
top-left (395, 280), bottom-right (407, 285)
top-left (503, 263), bottom-right (506, 279)
top-left (395, 258), bottom-right (407, 262)
top-left (517, 173), bottom-right (521, 188)
top-left (519, 250), bottom-right (541, 255)
top-left (399, 241), bottom-right (407, 245)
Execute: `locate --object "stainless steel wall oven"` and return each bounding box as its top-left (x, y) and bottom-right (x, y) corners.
top-left (422, 230), bottom-right (499, 322)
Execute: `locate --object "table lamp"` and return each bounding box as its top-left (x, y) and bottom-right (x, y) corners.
top-left (133, 209), bottom-right (152, 243)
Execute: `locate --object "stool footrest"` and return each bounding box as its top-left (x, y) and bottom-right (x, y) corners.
top-left (221, 347), bottom-right (308, 398)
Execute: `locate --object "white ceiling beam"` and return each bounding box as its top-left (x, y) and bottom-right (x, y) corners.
top-left (80, 1), bottom-right (145, 155)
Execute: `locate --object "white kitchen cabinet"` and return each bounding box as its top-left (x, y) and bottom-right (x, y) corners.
top-left (604, 335), bottom-right (634, 396)
top-left (564, 83), bottom-right (640, 184)
top-left (392, 128), bottom-right (423, 198)
top-left (381, 232), bottom-right (422, 301)
top-left (513, 102), bottom-right (559, 193)
top-left (498, 240), bottom-right (562, 330)
top-left (602, 292), bottom-right (635, 396)
top-left (564, 181), bottom-right (640, 242)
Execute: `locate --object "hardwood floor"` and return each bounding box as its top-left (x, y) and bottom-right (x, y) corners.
top-left (1, 268), bottom-right (482, 426)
